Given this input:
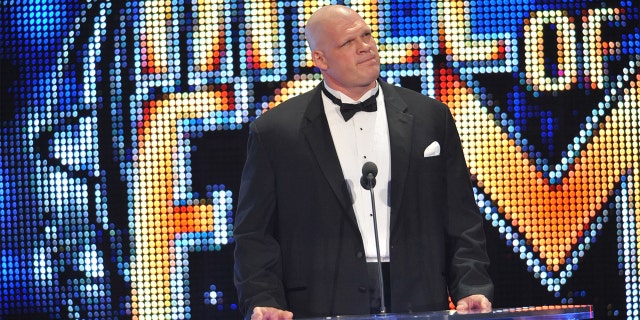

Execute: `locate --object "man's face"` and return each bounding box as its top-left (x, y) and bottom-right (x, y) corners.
top-left (312, 12), bottom-right (380, 96)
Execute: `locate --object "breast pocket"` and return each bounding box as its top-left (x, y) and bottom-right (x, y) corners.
top-left (419, 155), bottom-right (445, 180)
top-left (418, 156), bottom-right (446, 209)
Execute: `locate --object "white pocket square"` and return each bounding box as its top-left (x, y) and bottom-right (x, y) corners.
top-left (423, 141), bottom-right (440, 157)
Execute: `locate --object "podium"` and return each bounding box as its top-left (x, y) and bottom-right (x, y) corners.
top-left (298, 305), bottom-right (593, 319)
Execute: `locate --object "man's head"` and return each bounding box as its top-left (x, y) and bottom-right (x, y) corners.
top-left (305, 5), bottom-right (380, 99)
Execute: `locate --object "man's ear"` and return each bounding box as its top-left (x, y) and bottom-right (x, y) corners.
top-left (312, 50), bottom-right (327, 70)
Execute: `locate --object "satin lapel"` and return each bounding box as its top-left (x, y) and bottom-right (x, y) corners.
top-left (301, 87), bottom-right (358, 226)
top-left (380, 82), bottom-right (414, 235)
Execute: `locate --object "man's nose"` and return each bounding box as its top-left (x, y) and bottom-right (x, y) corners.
top-left (358, 40), bottom-right (373, 53)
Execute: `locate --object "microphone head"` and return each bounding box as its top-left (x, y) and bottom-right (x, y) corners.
top-left (361, 162), bottom-right (378, 190)
top-left (360, 175), bottom-right (376, 190)
top-left (361, 161), bottom-right (378, 177)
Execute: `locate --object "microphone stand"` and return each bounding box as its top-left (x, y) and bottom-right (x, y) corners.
top-left (365, 175), bottom-right (386, 315)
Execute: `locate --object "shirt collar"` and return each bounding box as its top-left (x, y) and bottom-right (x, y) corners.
top-left (322, 81), bottom-right (380, 104)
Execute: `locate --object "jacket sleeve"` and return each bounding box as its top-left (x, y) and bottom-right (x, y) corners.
top-left (441, 105), bottom-right (495, 303)
top-left (233, 122), bottom-right (288, 316)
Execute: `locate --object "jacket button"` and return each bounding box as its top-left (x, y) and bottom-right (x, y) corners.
top-left (358, 286), bottom-right (368, 293)
top-left (356, 251), bottom-right (364, 259)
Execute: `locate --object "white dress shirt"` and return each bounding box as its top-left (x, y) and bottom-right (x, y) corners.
top-left (322, 82), bottom-right (392, 262)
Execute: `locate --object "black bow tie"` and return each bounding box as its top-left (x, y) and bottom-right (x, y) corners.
top-left (321, 83), bottom-right (379, 121)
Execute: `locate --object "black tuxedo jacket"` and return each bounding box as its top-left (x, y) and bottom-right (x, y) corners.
top-left (234, 81), bottom-right (493, 318)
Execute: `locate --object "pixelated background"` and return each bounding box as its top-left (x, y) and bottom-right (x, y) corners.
top-left (1, 0), bottom-right (639, 319)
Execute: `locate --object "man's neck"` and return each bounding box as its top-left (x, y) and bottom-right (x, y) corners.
top-left (323, 80), bottom-right (379, 101)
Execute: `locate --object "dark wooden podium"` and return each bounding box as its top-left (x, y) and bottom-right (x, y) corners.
top-left (297, 305), bottom-right (593, 319)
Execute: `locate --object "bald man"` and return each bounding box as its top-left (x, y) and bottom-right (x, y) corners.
top-left (233, 5), bottom-right (493, 320)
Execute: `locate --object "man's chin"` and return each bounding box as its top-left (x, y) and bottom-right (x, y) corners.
top-left (360, 70), bottom-right (381, 84)
top-left (358, 76), bottom-right (380, 88)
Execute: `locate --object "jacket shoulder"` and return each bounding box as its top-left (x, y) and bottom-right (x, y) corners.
top-left (381, 82), bottom-right (450, 113)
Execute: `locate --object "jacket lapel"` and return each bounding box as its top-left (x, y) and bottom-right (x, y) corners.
top-left (380, 82), bottom-right (414, 235)
top-left (301, 86), bottom-right (358, 226)
top-left (301, 82), bottom-right (415, 233)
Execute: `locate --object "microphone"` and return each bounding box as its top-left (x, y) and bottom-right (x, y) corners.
top-left (360, 162), bottom-right (386, 314)
top-left (360, 161), bottom-right (378, 190)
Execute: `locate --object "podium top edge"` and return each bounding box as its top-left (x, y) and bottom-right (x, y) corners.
top-left (295, 305), bottom-right (593, 320)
